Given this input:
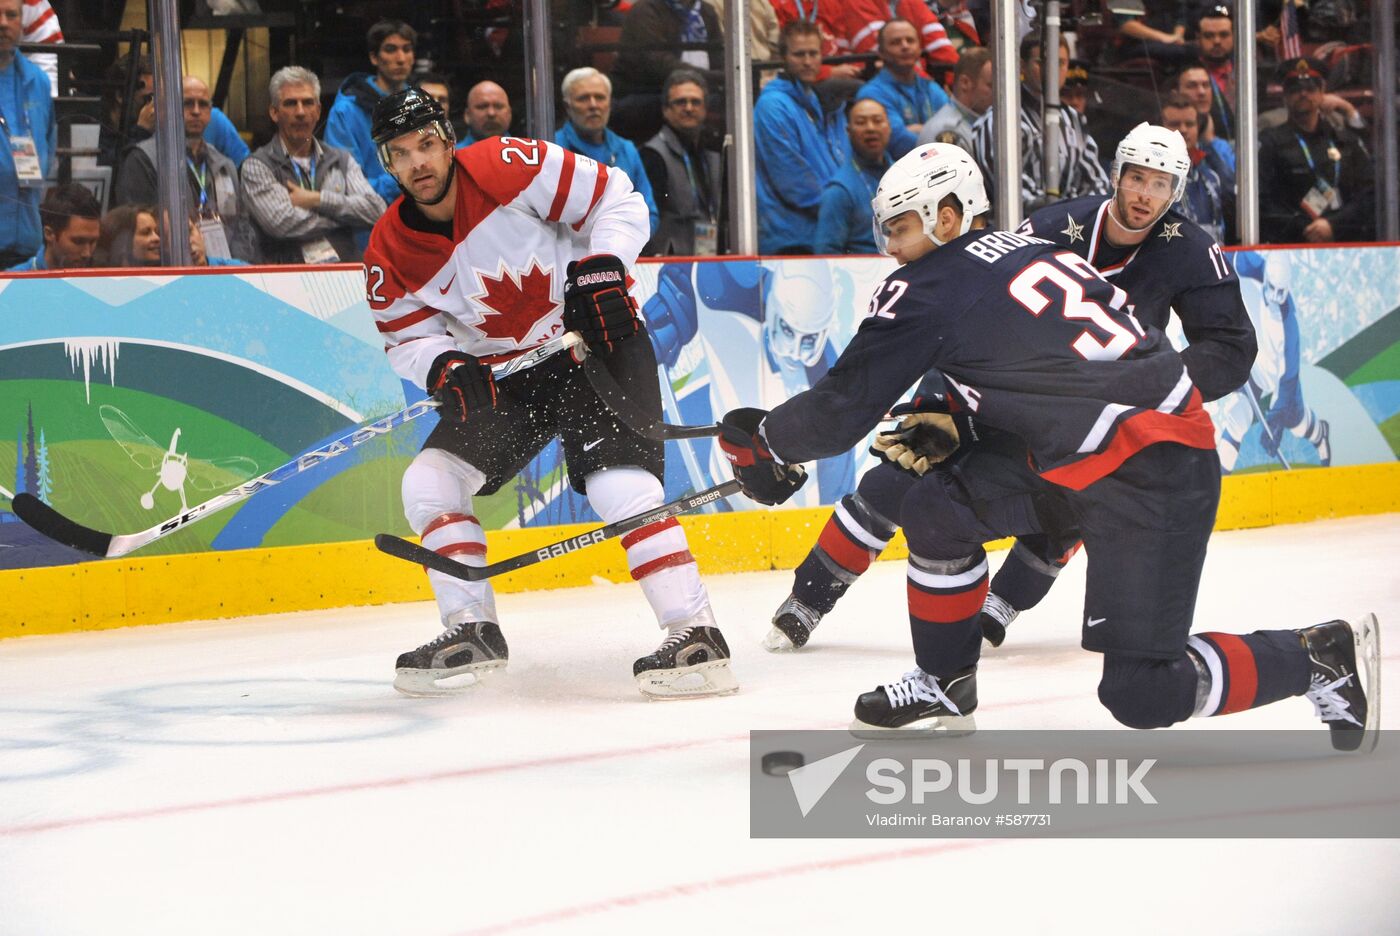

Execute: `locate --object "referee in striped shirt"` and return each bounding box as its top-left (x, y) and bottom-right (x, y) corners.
top-left (970, 33), bottom-right (1111, 214)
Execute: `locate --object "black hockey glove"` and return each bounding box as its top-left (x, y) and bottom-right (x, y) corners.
top-left (427, 350), bottom-right (497, 422)
top-left (563, 254), bottom-right (641, 355)
top-left (717, 407), bottom-right (808, 506)
top-left (870, 400), bottom-right (961, 477)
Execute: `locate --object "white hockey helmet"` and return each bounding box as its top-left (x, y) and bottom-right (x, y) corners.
top-left (765, 264), bottom-right (837, 368)
top-left (1263, 252), bottom-right (1293, 306)
top-left (871, 142), bottom-right (991, 256)
top-left (1112, 122), bottom-right (1191, 204)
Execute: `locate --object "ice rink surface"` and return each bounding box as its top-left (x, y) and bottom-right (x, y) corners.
top-left (3, 514), bottom-right (1399, 936)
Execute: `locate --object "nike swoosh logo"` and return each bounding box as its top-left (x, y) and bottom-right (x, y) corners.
top-left (1087, 616), bottom-right (1107, 627)
top-left (583, 438), bottom-right (604, 452)
top-left (439, 274), bottom-right (456, 295)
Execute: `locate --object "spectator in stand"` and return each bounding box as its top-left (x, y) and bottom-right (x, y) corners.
top-left (326, 19), bottom-right (416, 206)
top-left (754, 20), bottom-right (850, 254)
top-left (854, 19), bottom-right (949, 159)
top-left (970, 33), bottom-right (1110, 214)
top-left (748, 0), bottom-right (782, 79)
top-left (768, 0), bottom-right (863, 84)
top-left (917, 45), bottom-right (992, 153)
top-left (554, 67), bottom-right (659, 237)
top-left (94, 204), bottom-right (161, 267)
top-left (1195, 4), bottom-right (1235, 145)
top-left (457, 81), bottom-right (512, 148)
top-left (416, 72), bottom-right (451, 113)
top-left (1113, 0), bottom-right (1198, 66)
top-left (836, 0), bottom-right (957, 72)
top-left (641, 69), bottom-right (722, 256)
top-left (98, 55), bottom-right (247, 172)
top-left (114, 75), bottom-right (258, 263)
top-left (187, 218), bottom-right (248, 267)
top-left (241, 66), bottom-right (386, 265)
top-left (1161, 91), bottom-right (1233, 244)
top-left (20, 0), bottom-right (59, 96)
top-left (611, 0), bottom-right (723, 142)
top-left (1060, 58), bottom-right (1090, 114)
top-left (6, 183), bottom-right (100, 271)
top-left (0, 0), bottom-right (56, 269)
top-left (1259, 56), bottom-right (1374, 244)
top-left (815, 97), bottom-right (891, 255)
top-left (1175, 62), bottom-right (1235, 171)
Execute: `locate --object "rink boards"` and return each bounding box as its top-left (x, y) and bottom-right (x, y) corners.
top-left (2, 244), bottom-right (1399, 636)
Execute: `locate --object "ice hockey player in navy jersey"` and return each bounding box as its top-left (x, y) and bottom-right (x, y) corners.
top-left (765, 123), bottom-right (1258, 654)
top-left (717, 143), bottom-right (1376, 746)
top-left (364, 88), bottom-right (734, 699)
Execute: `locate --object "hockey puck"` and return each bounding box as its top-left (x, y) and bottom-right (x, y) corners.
top-left (760, 750), bottom-right (805, 776)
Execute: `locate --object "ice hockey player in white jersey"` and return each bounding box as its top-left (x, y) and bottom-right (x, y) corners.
top-left (362, 88), bottom-right (734, 699)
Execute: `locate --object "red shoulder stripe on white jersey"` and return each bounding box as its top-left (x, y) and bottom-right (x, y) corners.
top-left (571, 163), bottom-right (611, 233)
top-left (547, 149), bottom-right (577, 223)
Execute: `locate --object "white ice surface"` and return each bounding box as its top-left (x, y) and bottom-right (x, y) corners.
top-left (2, 515), bottom-right (1398, 936)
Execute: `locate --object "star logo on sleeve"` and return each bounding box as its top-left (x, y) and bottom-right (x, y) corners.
top-left (1061, 214), bottom-right (1085, 243)
top-left (1158, 221), bottom-right (1183, 242)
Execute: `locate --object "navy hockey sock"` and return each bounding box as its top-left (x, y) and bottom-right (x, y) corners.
top-left (989, 536), bottom-right (1081, 612)
top-left (907, 549), bottom-right (988, 676)
top-left (1187, 630), bottom-right (1312, 717)
top-left (792, 493), bottom-right (897, 614)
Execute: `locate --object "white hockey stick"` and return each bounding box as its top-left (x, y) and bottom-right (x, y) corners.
top-left (13, 332), bottom-right (582, 559)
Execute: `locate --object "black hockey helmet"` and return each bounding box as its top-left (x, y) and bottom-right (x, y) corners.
top-left (371, 86), bottom-right (455, 172)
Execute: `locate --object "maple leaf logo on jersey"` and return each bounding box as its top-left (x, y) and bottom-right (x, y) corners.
top-left (469, 260), bottom-right (560, 345)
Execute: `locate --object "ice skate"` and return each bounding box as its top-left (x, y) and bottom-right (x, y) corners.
top-left (1299, 614), bottom-right (1380, 752)
top-left (763, 594), bottom-right (823, 651)
top-left (979, 593), bottom-right (1019, 648)
top-left (634, 615), bottom-right (738, 699)
top-left (394, 616), bottom-right (509, 697)
top-left (851, 665), bottom-right (977, 736)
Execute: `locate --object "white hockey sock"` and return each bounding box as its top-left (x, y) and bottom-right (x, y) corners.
top-left (402, 448), bottom-right (499, 625)
top-left (585, 466), bottom-right (712, 629)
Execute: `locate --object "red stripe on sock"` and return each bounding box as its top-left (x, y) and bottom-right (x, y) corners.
top-left (620, 517), bottom-right (680, 550)
top-left (1209, 633), bottom-right (1259, 714)
top-left (422, 512), bottom-right (480, 538)
top-left (631, 550), bottom-right (695, 580)
top-left (437, 541), bottom-right (487, 559)
top-left (906, 578), bottom-right (989, 624)
top-left (817, 516), bottom-right (877, 576)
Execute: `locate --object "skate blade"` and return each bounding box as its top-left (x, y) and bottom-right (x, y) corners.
top-left (636, 660), bottom-right (739, 699)
top-left (847, 712), bottom-right (977, 740)
top-left (393, 659), bottom-right (507, 697)
top-left (1348, 612), bottom-right (1381, 753)
top-left (761, 627), bottom-right (797, 652)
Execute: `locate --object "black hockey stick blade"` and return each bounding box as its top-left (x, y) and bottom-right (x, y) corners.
top-left (375, 479), bottom-right (742, 582)
top-left (11, 493), bottom-right (114, 558)
top-left (581, 352), bottom-right (721, 441)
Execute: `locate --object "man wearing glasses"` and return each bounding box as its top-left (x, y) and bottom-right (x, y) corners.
top-left (640, 69), bottom-right (721, 256)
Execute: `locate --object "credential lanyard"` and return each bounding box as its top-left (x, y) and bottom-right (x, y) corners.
top-left (1294, 132), bottom-right (1340, 191)
top-left (681, 150), bottom-right (714, 219)
top-left (187, 156), bottom-right (210, 211)
top-left (292, 151), bottom-right (319, 191)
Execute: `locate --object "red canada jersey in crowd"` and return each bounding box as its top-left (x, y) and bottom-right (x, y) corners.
top-left (363, 136), bottom-right (650, 388)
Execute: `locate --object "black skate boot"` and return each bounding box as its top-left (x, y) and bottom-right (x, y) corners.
top-left (979, 593), bottom-right (1019, 648)
top-left (851, 665), bottom-right (978, 735)
top-left (763, 594), bottom-right (824, 651)
top-left (394, 617), bottom-right (508, 697)
top-left (634, 615), bottom-right (738, 699)
top-left (1300, 614), bottom-right (1380, 752)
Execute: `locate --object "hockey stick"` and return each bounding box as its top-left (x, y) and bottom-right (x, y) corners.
top-left (374, 479), bottom-right (742, 581)
top-left (1243, 382), bottom-right (1291, 471)
top-left (580, 352), bottom-right (723, 441)
top-left (12, 332), bottom-right (583, 559)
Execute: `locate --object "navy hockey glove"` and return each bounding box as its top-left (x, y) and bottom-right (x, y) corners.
top-left (870, 400), bottom-right (961, 477)
top-left (427, 350), bottom-right (497, 422)
top-left (717, 407), bottom-right (808, 506)
top-left (564, 254), bottom-right (641, 355)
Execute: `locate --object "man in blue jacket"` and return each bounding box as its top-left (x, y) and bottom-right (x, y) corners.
top-left (854, 19), bottom-right (950, 159)
top-left (0, 0), bottom-right (56, 268)
top-left (554, 67), bottom-right (658, 238)
top-left (815, 98), bottom-right (891, 254)
top-left (755, 20), bottom-right (850, 255)
top-left (325, 19), bottom-right (416, 207)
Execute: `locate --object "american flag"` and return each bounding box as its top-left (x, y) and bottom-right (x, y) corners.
top-left (1279, 0), bottom-right (1302, 60)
